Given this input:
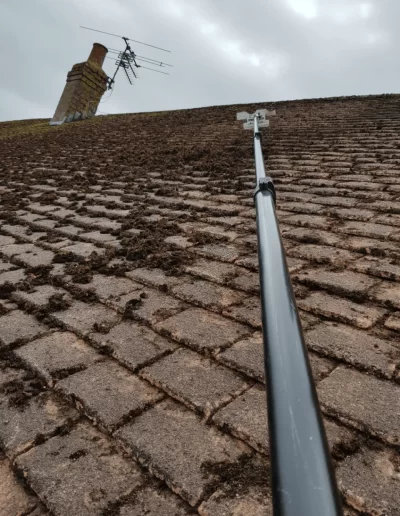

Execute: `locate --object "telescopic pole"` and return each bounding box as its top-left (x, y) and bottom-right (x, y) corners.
top-left (238, 109), bottom-right (343, 516)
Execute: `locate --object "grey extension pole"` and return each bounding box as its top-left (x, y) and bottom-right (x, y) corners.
top-left (237, 109), bottom-right (343, 516)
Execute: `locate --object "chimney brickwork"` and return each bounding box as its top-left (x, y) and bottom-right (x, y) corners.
top-left (50, 43), bottom-right (109, 125)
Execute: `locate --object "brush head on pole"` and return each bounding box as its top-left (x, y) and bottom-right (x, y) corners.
top-left (236, 109), bottom-right (276, 129)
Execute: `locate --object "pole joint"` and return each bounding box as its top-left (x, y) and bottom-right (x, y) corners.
top-left (254, 176), bottom-right (276, 204)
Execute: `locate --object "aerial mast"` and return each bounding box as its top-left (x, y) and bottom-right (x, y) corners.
top-left (80, 26), bottom-right (173, 91)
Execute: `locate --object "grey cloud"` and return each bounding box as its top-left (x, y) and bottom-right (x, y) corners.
top-left (0, 0), bottom-right (398, 121)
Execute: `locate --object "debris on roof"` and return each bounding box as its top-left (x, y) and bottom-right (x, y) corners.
top-left (0, 94), bottom-right (399, 515)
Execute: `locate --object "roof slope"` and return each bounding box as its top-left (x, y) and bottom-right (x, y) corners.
top-left (0, 94), bottom-right (399, 515)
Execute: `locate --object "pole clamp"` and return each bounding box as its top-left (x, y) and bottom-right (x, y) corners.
top-left (254, 176), bottom-right (276, 204)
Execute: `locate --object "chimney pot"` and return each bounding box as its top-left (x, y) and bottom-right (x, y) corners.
top-left (88, 43), bottom-right (108, 68)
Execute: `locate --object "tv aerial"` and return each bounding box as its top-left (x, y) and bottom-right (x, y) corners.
top-left (80, 26), bottom-right (173, 90)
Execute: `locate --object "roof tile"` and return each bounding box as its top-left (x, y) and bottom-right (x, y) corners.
top-left (305, 322), bottom-right (398, 378)
top-left (298, 291), bottom-right (386, 328)
top-left (140, 347), bottom-right (250, 417)
top-left (155, 308), bottom-right (251, 355)
top-left (337, 447), bottom-right (400, 515)
top-left (16, 422), bottom-right (144, 515)
top-left (57, 360), bottom-right (163, 431)
top-left (318, 366), bottom-right (400, 444)
top-left (115, 399), bottom-right (251, 506)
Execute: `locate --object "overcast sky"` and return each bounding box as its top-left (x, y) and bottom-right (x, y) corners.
top-left (1, 0), bottom-right (399, 121)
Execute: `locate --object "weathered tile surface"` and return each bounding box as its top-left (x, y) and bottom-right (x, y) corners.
top-left (123, 289), bottom-right (186, 324)
top-left (15, 249), bottom-right (54, 268)
top-left (140, 348), bottom-right (250, 417)
top-left (351, 255), bottom-right (400, 281)
top-left (60, 242), bottom-right (105, 258)
top-left (223, 296), bottom-right (262, 329)
top-left (126, 267), bottom-right (183, 289)
top-left (171, 279), bottom-right (246, 310)
top-left (78, 274), bottom-right (140, 301)
top-left (57, 360), bottom-right (163, 431)
top-left (185, 259), bottom-right (238, 283)
top-left (323, 419), bottom-right (358, 459)
top-left (52, 301), bottom-right (119, 336)
top-left (217, 333), bottom-right (265, 382)
top-left (115, 399), bottom-right (251, 506)
top-left (0, 364), bottom-right (27, 390)
top-left (0, 235), bottom-right (16, 246)
top-left (12, 285), bottom-right (67, 309)
top-left (194, 243), bottom-right (240, 262)
top-left (287, 244), bottom-right (358, 265)
top-left (155, 308), bottom-right (251, 354)
top-left (305, 322), bottom-right (398, 378)
top-left (337, 447), bottom-right (400, 515)
top-left (295, 269), bottom-right (377, 298)
top-left (308, 353), bottom-right (337, 382)
top-left (90, 320), bottom-right (176, 371)
top-left (0, 456), bottom-right (38, 516)
top-left (16, 422), bottom-right (144, 516)
top-left (118, 485), bottom-right (192, 516)
top-left (0, 392), bottom-right (78, 458)
top-left (0, 268), bottom-right (25, 285)
top-left (318, 366), bottom-right (400, 444)
top-left (199, 485), bottom-right (272, 516)
top-left (229, 271), bottom-right (259, 293)
top-left (213, 384), bottom-right (268, 454)
top-left (371, 280), bottom-right (400, 309)
top-left (16, 332), bottom-right (103, 384)
top-left (385, 311), bottom-right (400, 332)
top-left (0, 243), bottom-right (37, 258)
top-left (298, 292), bottom-right (385, 328)
top-left (0, 311), bottom-right (48, 347)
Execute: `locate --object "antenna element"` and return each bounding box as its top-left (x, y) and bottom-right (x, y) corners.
top-left (80, 26), bottom-right (172, 90)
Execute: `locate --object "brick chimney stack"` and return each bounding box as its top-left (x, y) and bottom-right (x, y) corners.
top-left (50, 43), bottom-right (109, 125)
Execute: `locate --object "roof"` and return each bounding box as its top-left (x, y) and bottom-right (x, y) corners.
top-left (0, 94), bottom-right (399, 515)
